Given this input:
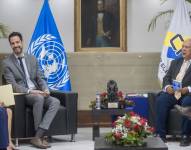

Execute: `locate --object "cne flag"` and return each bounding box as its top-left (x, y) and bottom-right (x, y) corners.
top-left (28, 0), bottom-right (71, 91)
top-left (158, 0), bottom-right (191, 84)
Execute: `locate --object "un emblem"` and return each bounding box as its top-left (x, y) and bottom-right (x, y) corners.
top-left (28, 34), bottom-right (70, 90)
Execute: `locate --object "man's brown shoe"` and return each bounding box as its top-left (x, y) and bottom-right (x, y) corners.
top-left (30, 138), bottom-right (47, 149)
top-left (42, 138), bottom-right (51, 148)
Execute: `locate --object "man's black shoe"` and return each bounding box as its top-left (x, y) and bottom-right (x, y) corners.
top-left (180, 135), bottom-right (190, 146)
top-left (161, 137), bottom-right (167, 143)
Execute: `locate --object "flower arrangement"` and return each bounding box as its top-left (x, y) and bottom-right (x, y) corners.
top-left (105, 112), bottom-right (154, 146)
top-left (89, 91), bottom-right (135, 109)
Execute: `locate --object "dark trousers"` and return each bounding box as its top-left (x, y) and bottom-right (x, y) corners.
top-left (156, 92), bottom-right (191, 138)
top-left (0, 107), bottom-right (8, 149)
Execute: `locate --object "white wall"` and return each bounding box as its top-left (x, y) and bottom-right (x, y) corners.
top-left (0, 0), bottom-right (179, 53)
top-left (127, 0), bottom-right (175, 52)
top-left (0, 0), bottom-right (74, 53)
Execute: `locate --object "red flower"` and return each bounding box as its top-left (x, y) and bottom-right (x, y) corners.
top-left (133, 124), bottom-right (140, 132)
top-left (112, 121), bottom-right (117, 127)
top-left (148, 127), bottom-right (155, 133)
top-left (129, 111), bottom-right (135, 116)
top-left (140, 118), bottom-right (146, 126)
top-left (124, 119), bottom-right (131, 128)
top-left (100, 92), bottom-right (107, 97)
top-left (117, 91), bottom-right (123, 98)
top-left (114, 132), bottom-right (123, 140)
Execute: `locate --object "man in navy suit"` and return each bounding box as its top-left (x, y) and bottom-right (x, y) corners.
top-left (156, 39), bottom-right (191, 146)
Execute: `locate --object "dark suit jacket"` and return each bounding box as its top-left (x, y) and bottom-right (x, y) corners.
top-left (2, 53), bottom-right (48, 93)
top-left (88, 11), bottom-right (115, 45)
top-left (163, 57), bottom-right (191, 89)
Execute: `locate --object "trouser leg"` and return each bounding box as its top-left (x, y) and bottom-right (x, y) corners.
top-left (38, 96), bottom-right (60, 130)
top-left (25, 94), bottom-right (45, 131)
top-left (155, 92), bottom-right (176, 138)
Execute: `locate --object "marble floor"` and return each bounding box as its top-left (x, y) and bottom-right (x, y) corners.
top-left (16, 128), bottom-right (191, 150)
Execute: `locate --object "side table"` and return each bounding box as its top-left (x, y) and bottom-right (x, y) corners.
top-left (92, 108), bottom-right (133, 140)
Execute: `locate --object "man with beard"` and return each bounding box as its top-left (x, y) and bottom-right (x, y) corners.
top-left (2, 32), bottom-right (60, 149)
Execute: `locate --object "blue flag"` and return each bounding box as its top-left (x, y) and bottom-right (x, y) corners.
top-left (28, 0), bottom-right (71, 91)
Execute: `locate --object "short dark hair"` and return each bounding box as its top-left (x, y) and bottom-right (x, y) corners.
top-left (8, 32), bottom-right (23, 43)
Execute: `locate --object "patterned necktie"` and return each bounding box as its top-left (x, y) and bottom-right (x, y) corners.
top-left (18, 57), bottom-right (26, 76)
top-left (175, 61), bottom-right (190, 100)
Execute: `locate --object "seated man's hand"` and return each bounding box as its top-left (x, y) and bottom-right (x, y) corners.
top-left (43, 90), bottom-right (50, 97)
top-left (166, 86), bottom-right (174, 95)
top-left (30, 90), bottom-right (50, 97)
top-left (29, 90), bottom-right (44, 95)
top-left (180, 87), bottom-right (189, 95)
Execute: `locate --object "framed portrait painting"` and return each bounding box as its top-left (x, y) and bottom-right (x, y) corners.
top-left (75, 0), bottom-right (127, 52)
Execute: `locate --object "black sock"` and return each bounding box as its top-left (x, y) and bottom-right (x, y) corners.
top-left (35, 128), bottom-right (46, 138)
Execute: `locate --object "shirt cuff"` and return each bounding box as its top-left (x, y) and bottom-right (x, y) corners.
top-left (188, 86), bottom-right (191, 93)
top-left (27, 89), bottom-right (30, 94)
top-left (164, 85), bottom-right (171, 92)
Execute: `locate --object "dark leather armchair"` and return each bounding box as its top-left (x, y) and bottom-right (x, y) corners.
top-left (11, 91), bottom-right (78, 146)
top-left (148, 92), bottom-right (181, 136)
top-left (0, 69), bottom-right (78, 146)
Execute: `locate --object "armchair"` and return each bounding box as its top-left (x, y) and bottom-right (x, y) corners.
top-left (147, 92), bottom-right (181, 136)
top-left (12, 91), bottom-right (78, 146)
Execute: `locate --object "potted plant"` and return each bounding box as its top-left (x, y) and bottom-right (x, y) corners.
top-left (105, 112), bottom-right (154, 146)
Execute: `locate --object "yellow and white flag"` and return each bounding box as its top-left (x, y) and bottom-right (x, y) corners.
top-left (158, 0), bottom-right (191, 84)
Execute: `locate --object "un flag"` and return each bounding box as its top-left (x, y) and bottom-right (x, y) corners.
top-left (28, 0), bottom-right (71, 91)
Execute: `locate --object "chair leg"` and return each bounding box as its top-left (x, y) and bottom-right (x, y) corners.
top-left (15, 138), bottom-right (19, 147)
top-left (70, 134), bottom-right (75, 142)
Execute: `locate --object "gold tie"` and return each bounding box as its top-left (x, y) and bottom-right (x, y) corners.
top-left (175, 60), bottom-right (189, 100)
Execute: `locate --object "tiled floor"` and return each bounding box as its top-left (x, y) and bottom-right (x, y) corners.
top-left (16, 128), bottom-right (191, 150)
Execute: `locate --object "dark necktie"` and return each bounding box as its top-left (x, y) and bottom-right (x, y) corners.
top-left (18, 57), bottom-right (26, 75)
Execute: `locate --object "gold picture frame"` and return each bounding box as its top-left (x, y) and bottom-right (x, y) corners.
top-left (75, 0), bottom-right (127, 52)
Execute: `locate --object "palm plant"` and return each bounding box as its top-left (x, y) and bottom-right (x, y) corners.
top-left (0, 23), bottom-right (9, 38)
top-left (148, 0), bottom-right (191, 31)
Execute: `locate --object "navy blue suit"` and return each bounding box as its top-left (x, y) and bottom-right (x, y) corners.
top-left (156, 57), bottom-right (191, 138)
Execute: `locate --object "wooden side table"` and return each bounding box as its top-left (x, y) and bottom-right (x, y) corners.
top-left (92, 108), bottom-right (133, 140)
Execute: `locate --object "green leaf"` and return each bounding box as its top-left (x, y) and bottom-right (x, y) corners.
top-left (186, 0), bottom-right (191, 3)
top-left (148, 9), bottom-right (173, 32)
top-left (148, 0), bottom-right (191, 31)
top-left (160, 0), bottom-right (168, 5)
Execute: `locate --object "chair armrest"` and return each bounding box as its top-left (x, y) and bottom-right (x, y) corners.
top-left (12, 95), bottom-right (26, 138)
top-left (50, 91), bottom-right (78, 133)
top-left (147, 92), bottom-right (157, 127)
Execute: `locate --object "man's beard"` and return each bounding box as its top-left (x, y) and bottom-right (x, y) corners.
top-left (13, 46), bottom-right (23, 55)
